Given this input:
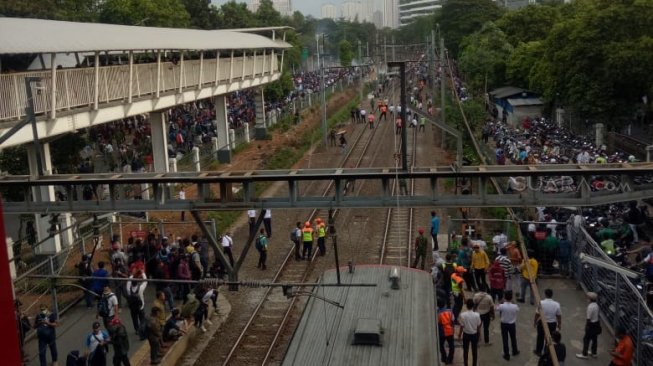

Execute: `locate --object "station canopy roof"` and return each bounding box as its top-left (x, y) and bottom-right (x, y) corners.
top-left (0, 17), bottom-right (292, 55)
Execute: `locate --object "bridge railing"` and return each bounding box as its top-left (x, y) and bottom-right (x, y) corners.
top-left (573, 226), bottom-right (653, 365)
top-left (0, 54), bottom-right (278, 122)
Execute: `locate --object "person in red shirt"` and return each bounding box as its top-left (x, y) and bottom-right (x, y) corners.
top-left (368, 113), bottom-right (375, 129)
top-left (610, 325), bottom-right (633, 366)
top-left (488, 260), bottom-right (506, 302)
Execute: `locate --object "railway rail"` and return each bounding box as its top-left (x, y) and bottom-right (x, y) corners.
top-left (222, 81), bottom-right (396, 365)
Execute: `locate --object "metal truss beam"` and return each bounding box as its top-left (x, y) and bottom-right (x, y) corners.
top-left (1, 163), bottom-right (652, 213)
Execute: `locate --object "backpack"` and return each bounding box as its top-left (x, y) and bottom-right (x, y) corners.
top-left (97, 293), bottom-right (113, 318)
top-left (290, 228), bottom-right (298, 242)
top-left (441, 263), bottom-right (455, 287)
top-left (127, 284), bottom-right (143, 309)
top-left (255, 236), bottom-right (263, 251)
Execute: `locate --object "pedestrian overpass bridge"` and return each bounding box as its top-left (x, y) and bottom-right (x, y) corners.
top-left (0, 18), bottom-right (291, 148)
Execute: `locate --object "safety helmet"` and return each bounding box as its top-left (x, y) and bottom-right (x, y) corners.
top-left (186, 246), bottom-right (194, 254)
top-left (418, 228), bottom-right (424, 234)
top-left (304, 221), bottom-right (311, 228)
top-left (315, 218), bottom-right (322, 224)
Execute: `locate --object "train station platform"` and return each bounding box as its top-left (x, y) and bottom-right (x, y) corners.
top-left (449, 277), bottom-right (614, 366)
top-left (24, 288), bottom-right (230, 366)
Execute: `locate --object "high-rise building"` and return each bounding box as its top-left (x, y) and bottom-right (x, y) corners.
top-left (321, 3), bottom-right (338, 19)
top-left (248, 0), bottom-right (293, 16)
top-left (372, 10), bottom-right (384, 29)
top-left (398, 0), bottom-right (442, 27)
top-left (342, 1), bottom-right (363, 22)
top-left (384, 0), bottom-right (399, 28)
top-left (361, 0), bottom-right (375, 22)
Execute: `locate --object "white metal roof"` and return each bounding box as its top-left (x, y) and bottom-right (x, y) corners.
top-left (0, 18), bottom-right (292, 54)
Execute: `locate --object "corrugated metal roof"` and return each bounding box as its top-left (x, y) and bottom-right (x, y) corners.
top-left (507, 97), bottom-right (544, 106)
top-left (282, 266), bottom-right (438, 366)
top-left (0, 18), bottom-right (292, 54)
top-left (490, 86), bottom-right (527, 99)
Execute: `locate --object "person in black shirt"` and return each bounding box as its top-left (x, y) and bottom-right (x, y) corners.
top-left (538, 331), bottom-right (566, 366)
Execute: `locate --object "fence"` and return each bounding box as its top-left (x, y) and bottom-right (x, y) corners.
top-left (13, 219), bottom-right (113, 317)
top-left (0, 54), bottom-right (279, 121)
top-left (574, 226), bottom-right (653, 365)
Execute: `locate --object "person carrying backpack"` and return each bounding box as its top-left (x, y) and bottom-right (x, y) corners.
top-left (86, 322), bottom-right (110, 366)
top-left (35, 304), bottom-right (59, 366)
top-left (256, 229), bottom-right (268, 270)
top-left (126, 269), bottom-right (147, 339)
top-left (291, 222), bottom-right (302, 261)
top-left (97, 286), bottom-right (119, 329)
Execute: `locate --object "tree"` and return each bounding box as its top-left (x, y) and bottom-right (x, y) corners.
top-left (440, 0), bottom-right (504, 56)
top-left (458, 22), bottom-right (513, 94)
top-left (216, 1), bottom-right (254, 29)
top-left (529, 0), bottom-right (653, 124)
top-left (181, 0), bottom-right (219, 29)
top-left (339, 40), bottom-right (354, 67)
top-left (255, 0), bottom-right (282, 26)
top-left (99, 0), bottom-right (190, 27)
top-left (506, 40), bottom-right (545, 89)
top-left (496, 4), bottom-right (561, 46)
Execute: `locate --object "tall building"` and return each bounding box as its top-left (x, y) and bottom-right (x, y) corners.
top-left (384, 0), bottom-right (399, 28)
top-left (398, 0), bottom-right (442, 27)
top-left (372, 10), bottom-right (384, 29)
top-left (248, 0), bottom-right (293, 16)
top-left (321, 3), bottom-right (338, 19)
top-left (341, 1), bottom-right (363, 22)
top-left (362, 0), bottom-right (376, 22)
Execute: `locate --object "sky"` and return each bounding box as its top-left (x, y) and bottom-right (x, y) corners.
top-left (211, 0), bottom-right (384, 19)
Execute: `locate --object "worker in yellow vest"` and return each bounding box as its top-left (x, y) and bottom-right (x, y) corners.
top-left (301, 221), bottom-right (314, 260)
top-left (315, 218), bottom-right (327, 256)
top-left (451, 266), bottom-right (467, 320)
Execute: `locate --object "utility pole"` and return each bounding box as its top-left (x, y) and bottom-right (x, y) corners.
top-left (392, 35), bottom-right (396, 61)
top-left (383, 36), bottom-right (388, 73)
top-left (431, 30), bottom-right (437, 112)
top-left (389, 61), bottom-right (408, 171)
top-left (358, 40), bottom-right (363, 104)
top-left (440, 37), bottom-right (446, 148)
top-left (320, 34), bottom-right (327, 147)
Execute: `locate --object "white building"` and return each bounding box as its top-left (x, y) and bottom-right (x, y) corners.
top-left (248, 0), bottom-right (293, 16)
top-left (398, 0), bottom-right (442, 27)
top-left (342, 1), bottom-right (363, 22)
top-left (372, 10), bottom-right (384, 29)
top-left (321, 3), bottom-right (338, 19)
top-left (383, 0), bottom-right (399, 28)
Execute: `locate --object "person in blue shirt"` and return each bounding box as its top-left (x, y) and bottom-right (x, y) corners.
top-left (558, 233), bottom-right (572, 277)
top-left (91, 261), bottom-right (110, 298)
top-left (431, 211), bottom-right (441, 252)
top-left (86, 321), bottom-right (110, 366)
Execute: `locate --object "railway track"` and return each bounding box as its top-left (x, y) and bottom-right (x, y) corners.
top-left (222, 85), bottom-right (393, 365)
top-left (380, 124), bottom-right (418, 266)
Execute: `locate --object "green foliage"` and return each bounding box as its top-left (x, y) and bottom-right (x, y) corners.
top-left (458, 22), bottom-right (513, 93)
top-left (506, 41), bottom-right (545, 89)
top-left (99, 0), bottom-right (190, 27)
top-left (0, 0), bottom-right (100, 22)
top-left (50, 134), bottom-right (87, 173)
top-left (440, 0), bottom-right (504, 56)
top-left (255, 0), bottom-right (282, 26)
top-left (215, 1), bottom-right (255, 29)
top-left (339, 40), bottom-right (354, 67)
top-left (394, 15), bottom-right (438, 45)
top-left (265, 71), bottom-right (294, 102)
top-left (181, 0), bottom-right (219, 29)
top-left (496, 4), bottom-right (561, 46)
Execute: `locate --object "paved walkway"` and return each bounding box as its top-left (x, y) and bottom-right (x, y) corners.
top-left (24, 286), bottom-right (228, 366)
top-left (446, 278), bottom-right (614, 366)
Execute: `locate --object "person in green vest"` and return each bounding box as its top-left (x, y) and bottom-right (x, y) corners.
top-left (419, 116), bottom-right (426, 132)
top-left (542, 229), bottom-right (559, 274)
top-left (413, 228), bottom-right (428, 270)
top-left (315, 218), bottom-right (327, 256)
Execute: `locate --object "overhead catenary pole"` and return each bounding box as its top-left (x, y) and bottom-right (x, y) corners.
top-left (358, 40), bottom-right (363, 104)
top-left (321, 34), bottom-right (327, 147)
top-left (400, 62), bottom-right (408, 171)
top-left (392, 35), bottom-right (396, 61)
top-left (440, 37), bottom-right (446, 148)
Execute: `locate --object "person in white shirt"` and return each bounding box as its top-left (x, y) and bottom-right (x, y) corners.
top-left (472, 233), bottom-right (488, 251)
top-left (221, 232), bottom-right (234, 267)
top-left (458, 299), bottom-right (482, 366)
top-left (534, 288), bottom-right (562, 356)
top-left (492, 230), bottom-right (508, 252)
top-left (125, 268), bottom-right (147, 337)
top-left (178, 187), bottom-right (186, 221)
top-left (497, 292), bottom-right (520, 360)
top-left (263, 209), bottom-right (272, 238)
top-left (247, 209), bottom-right (256, 234)
top-left (546, 218), bottom-right (558, 234)
top-left (576, 292), bottom-right (600, 359)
